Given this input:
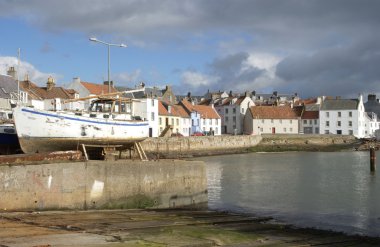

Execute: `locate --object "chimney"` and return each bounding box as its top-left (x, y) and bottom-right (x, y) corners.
top-left (104, 81), bottom-right (113, 87)
top-left (168, 105), bottom-right (171, 113)
top-left (273, 91), bottom-right (278, 97)
top-left (7, 67), bottom-right (17, 80)
top-left (368, 94), bottom-right (376, 101)
top-left (187, 92), bottom-right (191, 98)
top-left (252, 90), bottom-right (256, 96)
top-left (46, 76), bottom-right (55, 91)
top-left (24, 73), bottom-right (29, 82)
top-left (229, 90), bottom-right (233, 97)
top-left (73, 77), bottom-right (81, 84)
top-left (244, 91), bottom-right (251, 97)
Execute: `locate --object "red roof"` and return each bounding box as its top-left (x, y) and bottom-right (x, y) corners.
top-left (249, 105), bottom-right (303, 119)
top-left (302, 111), bottom-right (319, 119)
top-left (158, 101), bottom-right (190, 118)
top-left (81, 82), bottom-right (118, 95)
top-left (193, 105), bottom-right (220, 119)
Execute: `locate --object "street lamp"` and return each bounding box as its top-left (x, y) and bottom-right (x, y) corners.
top-left (89, 37), bottom-right (127, 93)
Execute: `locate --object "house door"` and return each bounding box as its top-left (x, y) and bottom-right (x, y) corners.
top-left (149, 128), bottom-right (153, 137)
top-left (272, 127), bottom-right (276, 134)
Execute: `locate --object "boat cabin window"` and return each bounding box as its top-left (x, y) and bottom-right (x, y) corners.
top-left (89, 99), bottom-right (132, 114)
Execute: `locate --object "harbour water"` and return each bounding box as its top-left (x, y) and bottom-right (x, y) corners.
top-left (197, 151), bottom-right (380, 237)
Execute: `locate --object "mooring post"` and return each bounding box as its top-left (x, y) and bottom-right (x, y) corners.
top-left (370, 147), bottom-right (376, 172)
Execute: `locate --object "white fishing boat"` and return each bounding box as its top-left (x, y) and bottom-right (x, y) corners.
top-left (12, 96), bottom-right (149, 153)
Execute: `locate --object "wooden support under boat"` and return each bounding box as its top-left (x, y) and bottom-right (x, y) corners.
top-left (81, 142), bottom-right (148, 161)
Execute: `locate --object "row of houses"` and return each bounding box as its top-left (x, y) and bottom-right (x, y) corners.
top-left (1, 66), bottom-right (380, 138)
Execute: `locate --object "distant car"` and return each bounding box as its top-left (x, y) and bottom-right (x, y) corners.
top-left (191, 132), bottom-right (204, 136)
top-left (171, 133), bottom-right (183, 137)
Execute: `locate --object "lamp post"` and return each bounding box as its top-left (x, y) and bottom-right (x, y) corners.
top-left (89, 37), bottom-right (127, 93)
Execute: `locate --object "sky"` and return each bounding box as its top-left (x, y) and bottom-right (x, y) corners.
top-left (0, 0), bottom-right (380, 98)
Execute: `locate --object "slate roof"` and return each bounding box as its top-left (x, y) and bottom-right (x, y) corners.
top-left (0, 75), bottom-right (18, 99)
top-left (81, 81), bottom-right (118, 95)
top-left (320, 99), bottom-right (358, 111)
top-left (249, 106), bottom-right (303, 119)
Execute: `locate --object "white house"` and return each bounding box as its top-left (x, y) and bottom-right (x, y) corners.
top-left (194, 104), bottom-right (221, 135)
top-left (215, 93), bottom-right (254, 135)
top-left (244, 105), bottom-right (303, 135)
top-left (132, 98), bottom-right (159, 137)
top-left (364, 112), bottom-right (379, 137)
top-left (319, 95), bottom-right (366, 138)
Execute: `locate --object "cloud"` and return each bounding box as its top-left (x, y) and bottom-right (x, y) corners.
top-left (1, 1), bottom-right (380, 97)
top-left (179, 52), bottom-right (281, 95)
top-left (276, 40), bottom-right (380, 97)
top-left (0, 56), bottom-right (61, 86)
top-left (181, 71), bottom-right (219, 88)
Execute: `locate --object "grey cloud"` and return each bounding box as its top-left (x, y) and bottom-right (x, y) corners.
top-left (179, 52), bottom-right (266, 95)
top-left (276, 39), bottom-right (380, 97)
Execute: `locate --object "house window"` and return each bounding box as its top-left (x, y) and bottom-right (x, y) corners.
top-left (216, 127), bottom-right (218, 134)
top-left (225, 116), bottom-right (229, 122)
top-left (325, 130), bottom-right (329, 134)
top-left (233, 116), bottom-right (236, 123)
top-left (349, 121), bottom-right (352, 127)
top-left (349, 130), bottom-right (353, 135)
top-left (241, 108), bottom-right (244, 113)
top-left (151, 100), bottom-right (154, 106)
top-left (233, 108), bottom-right (236, 114)
top-left (290, 128), bottom-right (293, 132)
top-left (279, 119), bottom-right (282, 124)
top-left (271, 119), bottom-right (274, 123)
top-left (176, 119), bottom-right (179, 125)
top-left (326, 112), bottom-right (329, 117)
top-left (309, 120), bottom-right (312, 124)
top-left (151, 112), bottom-right (155, 121)
top-left (338, 112), bottom-right (341, 117)
top-left (303, 120), bottom-right (307, 124)
top-left (203, 119), bottom-right (206, 125)
top-left (216, 119), bottom-right (219, 125)
top-left (290, 120), bottom-right (293, 124)
top-left (225, 108), bottom-right (228, 114)
top-left (314, 120), bottom-right (317, 125)
top-left (209, 119), bottom-right (212, 125)
top-left (337, 121), bottom-right (341, 127)
top-left (171, 119), bottom-right (174, 125)
top-left (326, 121), bottom-right (330, 127)
top-left (159, 117), bottom-right (162, 125)
top-left (261, 119), bottom-right (264, 123)
top-left (160, 127), bottom-right (163, 132)
top-left (349, 111), bottom-right (352, 117)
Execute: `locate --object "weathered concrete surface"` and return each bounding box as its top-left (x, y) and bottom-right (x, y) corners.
top-left (0, 160), bottom-right (207, 211)
top-left (0, 209), bottom-right (379, 247)
top-left (0, 150), bottom-right (82, 165)
top-left (141, 135), bottom-right (262, 157)
top-left (253, 134), bottom-right (359, 152)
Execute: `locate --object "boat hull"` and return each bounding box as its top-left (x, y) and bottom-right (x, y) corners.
top-left (13, 106), bottom-right (149, 154)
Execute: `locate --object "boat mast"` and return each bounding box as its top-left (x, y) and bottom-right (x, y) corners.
top-left (17, 48), bottom-right (20, 103)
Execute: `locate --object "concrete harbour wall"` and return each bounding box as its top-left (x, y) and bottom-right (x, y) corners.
top-left (0, 160), bottom-right (207, 211)
top-left (141, 135), bottom-right (263, 157)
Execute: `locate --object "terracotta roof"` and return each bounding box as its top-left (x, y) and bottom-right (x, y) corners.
top-left (302, 111), bottom-right (319, 119)
top-left (295, 98), bottom-right (318, 105)
top-left (81, 81), bottom-right (118, 95)
top-left (175, 105), bottom-right (190, 118)
top-left (158, 101), bottom-right (169, 115)
top-left (235, 96), bottom-right (246, 105)
top-left (20, 80), bottom-right (76, 100)
top-left (180, 99), bottom-right (195, 112)
top-left (193, 105), bottom-right (220, 119)
top-left (249, 105), bottom-right (303, 119)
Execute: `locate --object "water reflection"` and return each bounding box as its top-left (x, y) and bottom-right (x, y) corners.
top-left (199, 151), bottom-right (380, 237)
